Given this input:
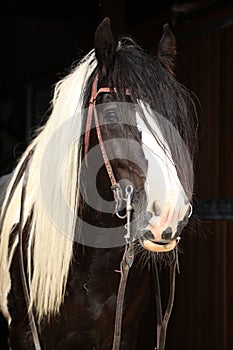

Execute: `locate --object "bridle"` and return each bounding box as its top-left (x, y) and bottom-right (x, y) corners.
top-left (84, 74), bottom-right (178, 350)
top-left (84, 74), bottom-right (134, 242)
top-left (84, 74), bottom-right (118, 187)
top-left (15, 74), bottom-right (178, 350)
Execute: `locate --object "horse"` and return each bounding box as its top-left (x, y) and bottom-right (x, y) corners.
top-left (0, 17), bottom-right (197, 350)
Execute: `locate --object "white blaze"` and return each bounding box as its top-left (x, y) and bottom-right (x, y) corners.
top-left (136, 104), bottom-right (190, 241)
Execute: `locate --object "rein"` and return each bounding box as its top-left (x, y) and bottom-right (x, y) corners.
top-left (18, 150), bottom-right (41, 350)
top-left (155, 250), bottom-right (178, 350)
top-left (112, 243), bottom-right (134, 350)
top-left (84, 75), bottom-right (135, 350)
top-left (9, 148), bottom-right (42, 350)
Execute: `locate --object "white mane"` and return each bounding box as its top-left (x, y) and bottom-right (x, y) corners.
top-left (0, 50), bottom-right (97, 321)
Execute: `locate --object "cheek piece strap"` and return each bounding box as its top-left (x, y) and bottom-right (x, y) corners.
top-left (85, 74), bottom-right (133, 242)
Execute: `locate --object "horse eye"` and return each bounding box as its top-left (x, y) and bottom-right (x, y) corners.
top-left (104, 110), bottom-right (118, 122)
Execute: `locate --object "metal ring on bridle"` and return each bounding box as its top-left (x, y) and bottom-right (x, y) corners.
top-left (115, 185), bottom-right (133, 219)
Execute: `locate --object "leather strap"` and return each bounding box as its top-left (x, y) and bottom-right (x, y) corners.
top-left (18, 149), bottom-right (42, 350)
top-left (155, 249), bottom-right (178, 350)
top-left (84, 74), bottom-right (130, 188)
top-left (112, 243), bottom-right (134, 350)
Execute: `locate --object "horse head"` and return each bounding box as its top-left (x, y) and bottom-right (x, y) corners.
top-left (80, 17), bottom-right (194, 253)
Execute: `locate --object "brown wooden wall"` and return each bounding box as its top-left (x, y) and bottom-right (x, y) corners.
top-left (164, 7), bottom-right (233, 350)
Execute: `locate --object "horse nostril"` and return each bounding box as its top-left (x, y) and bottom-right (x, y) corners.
top-left (161, 227), bottom-right (173, 240)
top-left (143, 230), bottom-right (155, 240)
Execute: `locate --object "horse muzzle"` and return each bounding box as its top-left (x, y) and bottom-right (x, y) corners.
top-left (140, 230), bottom-right (178, 253)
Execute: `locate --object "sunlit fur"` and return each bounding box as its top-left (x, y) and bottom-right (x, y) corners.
top-left (0, 36), bottom-right (197, 323)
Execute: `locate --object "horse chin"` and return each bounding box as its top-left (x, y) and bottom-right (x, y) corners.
top-left (140, 237), bottom-right (177, 253)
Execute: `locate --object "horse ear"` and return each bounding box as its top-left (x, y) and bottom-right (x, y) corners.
top-left (94, 17), bottom-right (116, 76)
top-left (158, 24), bottom-right (177, 75)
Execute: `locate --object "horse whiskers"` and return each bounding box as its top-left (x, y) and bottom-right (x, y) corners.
top-left (133, 236), bottom-right (180, 272)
